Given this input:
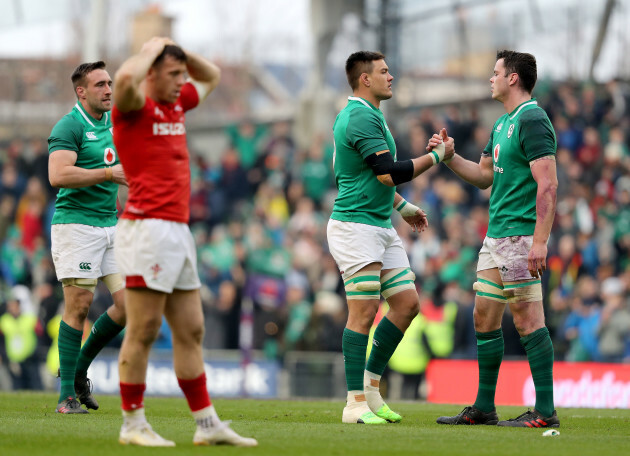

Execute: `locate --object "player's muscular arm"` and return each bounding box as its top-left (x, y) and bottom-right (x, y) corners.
top-left (114, 37), bottom-right (174, 112)
top-left (445, 154), bottom-right (494, 189)
top-left (530, 156), bottom-right (558, 245)
top-left (426, 128), bottom-right (493, 189)
top-left (365, 150), bottom-right (435, 187)
top-left (528, 156), bottom-right (558, 278)
top-left (49, 150), bottom-right (126, 188)
top-left (183, 50), bottom-right (221, 101)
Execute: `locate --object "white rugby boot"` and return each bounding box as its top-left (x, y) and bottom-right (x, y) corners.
top-left (193, 420), bottom-right (258, 447)
top-left (119, 422), bottom-right (175, 447)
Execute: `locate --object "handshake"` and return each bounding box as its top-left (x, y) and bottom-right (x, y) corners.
top-left (426, 128), bottom-right (455, 165)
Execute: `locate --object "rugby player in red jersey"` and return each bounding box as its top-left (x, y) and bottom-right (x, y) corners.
top-left (112, 36), bottom-right (257, 447)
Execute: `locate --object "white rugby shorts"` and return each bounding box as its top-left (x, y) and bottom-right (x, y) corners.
top-left (477, 235), bottom-right (535, 282)
top-left (327, 219), bottom-right (409, 280)
top-left (51, 223), bottom-right (118, 280)
top-left (114, 218), bottom-right (201, 293)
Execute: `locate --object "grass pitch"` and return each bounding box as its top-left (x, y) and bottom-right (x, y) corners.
top-left (0, 392), bottom-right (628, 456)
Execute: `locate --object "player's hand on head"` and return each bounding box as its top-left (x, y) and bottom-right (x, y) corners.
top-left (111, 164), bottom-right (128, 186)
top-left (142, 36), bottom-right (175, 55)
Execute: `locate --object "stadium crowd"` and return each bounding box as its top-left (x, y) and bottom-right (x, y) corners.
top-left (1, 78), bottom-right (630, 392)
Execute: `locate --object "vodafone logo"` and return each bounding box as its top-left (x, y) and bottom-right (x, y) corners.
top-left (104, 148), bottom-right (116, 165)
top-left (493, 144), bottom-right (503, 173)
top-left (523, 371), bottom-right (630, 408)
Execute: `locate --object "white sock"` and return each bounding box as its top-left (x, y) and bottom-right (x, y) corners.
top-left (192, 405), bottom-right (220, 430)
top-left (364, 371), bottom-right (385, 411)
top-left (122, 407), bottom-right (147, 427)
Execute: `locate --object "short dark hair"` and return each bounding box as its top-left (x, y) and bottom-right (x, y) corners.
top-left (345, 51), bottom-right (386, 91)
top-left (152, 45), bottom-right (187, 68)
top-left (496, 50), bottom-right (537, 94)
top-left (71, 61), bottom-right (106, 92)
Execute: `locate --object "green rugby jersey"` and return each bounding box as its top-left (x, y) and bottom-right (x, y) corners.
top-left (48, 103), bottom-right (119, 227)
top-left (330, 97), bottom-right (396, 228)
top-left (484, 99), bottom-right (556, 238)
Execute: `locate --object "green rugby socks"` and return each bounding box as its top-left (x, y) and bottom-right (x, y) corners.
top-left (366, 316), bottom-right (404, 376)
top-left (342, 328), bottom-right (368, 392)
top-left (521, 327), bottom-right (555, 417)
top-left (473, 329), bottom-right (504, 413)
top-left (75, 312), bottom-right (124, 378)
top-left (57, 321), bottom-right (82, 403)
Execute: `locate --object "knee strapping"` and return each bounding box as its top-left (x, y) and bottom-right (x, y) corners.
top-left (344, 270), bottom-right (381, 300)
top-left (101, 273), bottom-right (124, 294)
top-left (380, 268), bottom-right (416, 299)
top-left (62, 277), bottom-right (98, 293)
top-left (473, 278), bottom-right (506, 303)
top-left (503, 279), bottom-right (542, 304)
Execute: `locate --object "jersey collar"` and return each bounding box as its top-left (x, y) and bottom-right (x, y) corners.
top-left (74, 102), bottom-right (108, 127)
top-left (509, 98), bottom-right (537, 121)
top-left (348, 96), bottom-right (378, 111)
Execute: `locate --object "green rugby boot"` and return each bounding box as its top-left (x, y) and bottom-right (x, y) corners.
top-left (375, 403), bottom-right (402, 423)
top-left (342, 402), bottom-right (387, 424)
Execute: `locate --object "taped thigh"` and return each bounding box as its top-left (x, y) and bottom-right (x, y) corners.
top-left (344, 270), bottom-right (381, 300)
top-left (503, 279), bottom-right (542, 304)
top-left (473, 278), bottom-right (506, 303)
top-left (380, 268), bottom-right (416, 299)
top-left (62, 277), bottom-right (98, 293)
top-left (101, 273), bottom-right (124, 294)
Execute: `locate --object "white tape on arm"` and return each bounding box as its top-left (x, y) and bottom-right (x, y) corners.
top-left (394, 198), bottom-right (421, 217)
top-left (429, 142), bottom-right (446, 165)
top-left (189, 79), bottom-right (210, 101)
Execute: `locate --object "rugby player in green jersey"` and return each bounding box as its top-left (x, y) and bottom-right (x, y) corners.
top-left (48, 61), bottom-right (128, 414)
top-left (328, 51), bottom-right (453, 424)
top-left (429, 50), bottom-right (559, 428)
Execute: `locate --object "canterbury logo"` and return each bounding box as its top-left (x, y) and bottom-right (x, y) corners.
top-left (79, 262), bottom-right (92, 270)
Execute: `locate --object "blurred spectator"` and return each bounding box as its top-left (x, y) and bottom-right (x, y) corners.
top-left (547, 289), bottom-right (571, 360)
top-left (219, 146), bottom-right (250, 206)
top-left (226, 121), bottom-right (267, 170)
top-left (576, 126), bottom-right (602, 185)
top-left (597, 277), bottom-right (630, 362)
top-left (0, 289), bottom-right (43, 390)
top-left (281, 280), bottom-right (312, 352)
top-left (306, 291), bottom-right (346, 351)
top-left (299, 134), bottom-right (333, 205)
top-left (0, 162), bottom-right (26, 201)
top-left (14, 177), bottom-right (46, 254)
top-left (563, 276), bottom-right (602, 361)
top-left (547, 233), bottom-right (584, 299)
top-left (0, 195), bottom-right (16, 244)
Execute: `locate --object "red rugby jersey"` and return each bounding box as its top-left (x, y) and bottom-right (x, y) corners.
top-left (112, 82), bottom-right (199, 223)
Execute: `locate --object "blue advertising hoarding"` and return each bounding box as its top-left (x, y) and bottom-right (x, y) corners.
top-left (86, 356), bottom-right (280, 398)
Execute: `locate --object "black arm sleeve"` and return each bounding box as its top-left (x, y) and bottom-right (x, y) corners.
top-left (364, 152), bottom-right (414, 185)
